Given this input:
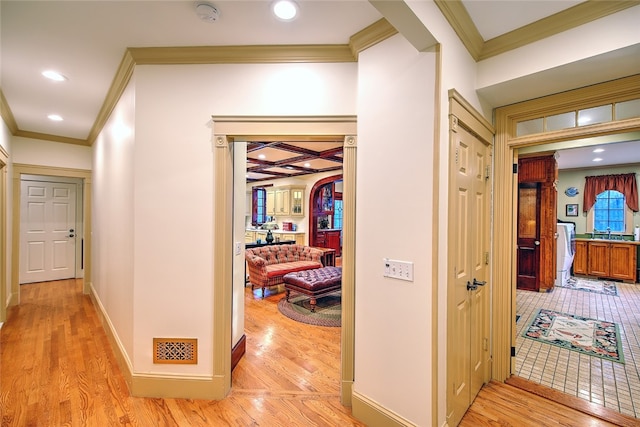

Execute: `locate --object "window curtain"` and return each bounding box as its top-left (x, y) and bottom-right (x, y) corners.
top-left (583, 172), bottom-right (639, 212)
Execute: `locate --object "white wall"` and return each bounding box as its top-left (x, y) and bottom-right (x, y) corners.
top-left (356, 33), bottom-right (436, 426)
top-left (100, 62), bottom-right (358, 376)
top-left (92, 75), bottom-right (136, 365)
top-left (11, 136), bottom-right (92, 170)
top-left (558, 165), bottom-right (640, 235)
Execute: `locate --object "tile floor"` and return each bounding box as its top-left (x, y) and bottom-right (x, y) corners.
top-left (516, 276), bottom-right (640, 418)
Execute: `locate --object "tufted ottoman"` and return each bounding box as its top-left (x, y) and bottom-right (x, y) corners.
top-left (283, 267), bottom-right (342, 312)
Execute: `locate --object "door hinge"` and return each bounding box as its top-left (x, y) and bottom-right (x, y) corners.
top-left (513, 164), bottom-right (518, 174)
top-left (484, 252), bottom-right (489, 265)
top-left (483, 337), bottom-right (488, 351)
top-left (455, 147), bottom-right (459, 165)
top-left (485, 165), bottom-right (490, 180)
top-left (511, 346), bottom-right (516, 357)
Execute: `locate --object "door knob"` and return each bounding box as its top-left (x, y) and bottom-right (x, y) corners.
top-left (467, 281), bottom-right (476, 291)
top-left (68, 233), bottom-right (75, 238)
top-left (534, 240), bottom-right (540, 246)
top-left (473, 278), bottom-right (486, 287)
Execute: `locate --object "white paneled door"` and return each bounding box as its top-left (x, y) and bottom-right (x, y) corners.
top-left (20, 180), bottom-right (77, 284)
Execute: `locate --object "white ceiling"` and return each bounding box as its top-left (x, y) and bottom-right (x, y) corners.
top-left (1, 0), bottom-right (638, 170)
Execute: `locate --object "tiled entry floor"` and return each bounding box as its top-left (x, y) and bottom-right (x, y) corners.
top-left (516, 277), bottom-right (640, 419)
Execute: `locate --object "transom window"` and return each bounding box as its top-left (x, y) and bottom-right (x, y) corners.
top-left (593, 190), bottom-right (625, 232)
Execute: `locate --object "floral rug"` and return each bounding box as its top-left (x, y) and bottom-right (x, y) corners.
top-left (522, 308), bottom-right (624, 364)
top-left (557, 276), bottom-right (618, 296)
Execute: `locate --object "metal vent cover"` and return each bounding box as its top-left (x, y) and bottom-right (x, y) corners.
top-left (153, 338), bottom-right (198, 364)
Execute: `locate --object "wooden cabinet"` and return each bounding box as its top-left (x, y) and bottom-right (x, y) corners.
top-left (609, 243), bottom-right (637, 281)
top-left (573, 241), bottom-right (588, 275)
top-left (265, 186), bottom-right (304, 217)
top-left (266, 190), bottom-right (275, 216)
top-left (274, 188), bottom-right (290, 215)
top-left (245, 231), bottom-right (255, 243)
top-left (291, 188), bottom-right (304, 216)
top-left (280, 232), bottom-right (305, 245)
top-left (579, 240), bottom-right (637, 282)
top-left (314, 230), bottom-right (341, 257)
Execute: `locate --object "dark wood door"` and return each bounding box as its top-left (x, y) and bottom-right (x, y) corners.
top-left (517, 182), bottom-right (541, 290)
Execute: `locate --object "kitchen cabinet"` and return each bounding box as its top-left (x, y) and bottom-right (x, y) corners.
top-left (266, 190), bottom-right (275, 216)
top-left (291, 188), bottom-right (304, 216)
top-left (274, 188), bottom-right (290, 215)
top-left (245, 231), bottom-right (255, 243)
top-left (579, 240), bottom-right (637, 282)
top-left (573, 241), bottom-right (588, 275)
top-left (265, 186), bottom-right (304, 217)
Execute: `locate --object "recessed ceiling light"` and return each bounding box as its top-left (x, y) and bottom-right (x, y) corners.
top-left (42, 70), bottom-right (67, 82)
top-left (47, 114), bottom-right (63, 121)
top-left (593, 148), bottom-right (604, 153)
top-left (272, 0), bottom-right (298, 21)
top-left (304, 162), bottom-right (311, 167)
top-left (593, 157), bottom-right (603, 162)
top-left (258, 154), bottom-right (266, 159)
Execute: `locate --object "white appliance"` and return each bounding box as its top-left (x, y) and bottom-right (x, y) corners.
top-left (556, 223), bottom-right (575, 287)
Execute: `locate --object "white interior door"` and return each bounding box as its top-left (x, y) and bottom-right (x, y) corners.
top-left (448, 126), bottom-right (491, 426)
top-left (20, 180), bottom-right (77, 284)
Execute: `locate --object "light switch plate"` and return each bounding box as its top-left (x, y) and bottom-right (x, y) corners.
top-left (383, 258), bottom-right (414, 281)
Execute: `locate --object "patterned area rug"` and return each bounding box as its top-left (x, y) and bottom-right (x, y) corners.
top-left (522, 308), bottom-right (624, 364)
top-left (557, 276), bottom-right (618, 296)
top-left (277, 293), bottom-right (341, 327)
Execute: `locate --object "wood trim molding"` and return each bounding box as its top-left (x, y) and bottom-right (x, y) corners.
top-left (10, 165), bottom-right (93, 308)
top-left (211, 117), bottom-right (357, 407)
top-left (349, 19), bottom-right (398, 59)
top-left (129, 45), bottom-right (356, 65)
top-left (0, 90), bottom-right (18, 135)
top-left (231, 334), bottom-right (246, 371)
top-left (0, 148), bottom-right (7, 323)
top-left (14, 129), bottom-right (88, 146)
top-left (352, 390), bottom-right (416, 427)
top-left (436, 0), bottom-right (640, 61)
top-left (492, 74), bottom-right (640, 383)
top-left (434, 0), bottom-right (484, 60)
top-left (480, 1), bottom-right (640, 60)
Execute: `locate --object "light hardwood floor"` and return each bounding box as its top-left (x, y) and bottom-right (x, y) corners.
top-left (1, 278), bottom-right (632, 426)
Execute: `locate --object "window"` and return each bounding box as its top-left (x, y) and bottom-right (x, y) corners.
top-left (593, 190), bottom-right (625, 232)
top-left (333, 200), bottom-right (343, 230)
top-left (252, 188), bottom-right (266, 226)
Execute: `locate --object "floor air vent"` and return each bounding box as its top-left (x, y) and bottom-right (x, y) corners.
top-left (153, 338), bottom-right (198, 364)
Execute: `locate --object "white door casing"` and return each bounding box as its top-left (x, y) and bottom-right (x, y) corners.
top-left (19, 180), bottom-right (77, 284)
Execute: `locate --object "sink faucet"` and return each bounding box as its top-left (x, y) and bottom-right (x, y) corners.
top-left (606, 227), bottom-right (611, 239)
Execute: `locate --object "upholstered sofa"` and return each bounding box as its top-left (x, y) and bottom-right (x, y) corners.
top-left (245, 244), bottom-right (323, 296)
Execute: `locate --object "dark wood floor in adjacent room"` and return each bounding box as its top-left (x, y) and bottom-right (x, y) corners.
top-left (1, 278), bottom-right (630, 426)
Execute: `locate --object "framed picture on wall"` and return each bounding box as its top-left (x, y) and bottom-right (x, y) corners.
top-left (566, 204), bottom-right (578, 217)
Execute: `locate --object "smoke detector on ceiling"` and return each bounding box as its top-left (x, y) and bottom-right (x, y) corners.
top-left (195, 2), bottom-right (220, 22)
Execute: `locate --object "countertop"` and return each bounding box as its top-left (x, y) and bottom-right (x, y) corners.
top-left (574, 237), bottom-right (640, 245)
top-left (246, 228), bottom-right (305, 234)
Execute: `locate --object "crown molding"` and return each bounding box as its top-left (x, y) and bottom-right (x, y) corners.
top-left (0, 90), bottom-right (19, 135)
top-left (434, 0), bottom-right (483, 60)
top-left (436, 0), bottom-right (640, 62)
top-left (349, 18), bottom-right (399, 59)
top-left (15, 129), bottom-right (89, 146)
top-left (129, 44), bottom-right (356, 65)
top-left (480, 0), bottom-right (640, 60)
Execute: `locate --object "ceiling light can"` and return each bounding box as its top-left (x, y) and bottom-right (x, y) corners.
top-left (272, 0), bottom-right (298, 21)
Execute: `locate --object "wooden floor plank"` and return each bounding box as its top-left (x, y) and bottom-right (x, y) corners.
top-left (2, 278), bottom-right (632, 426)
